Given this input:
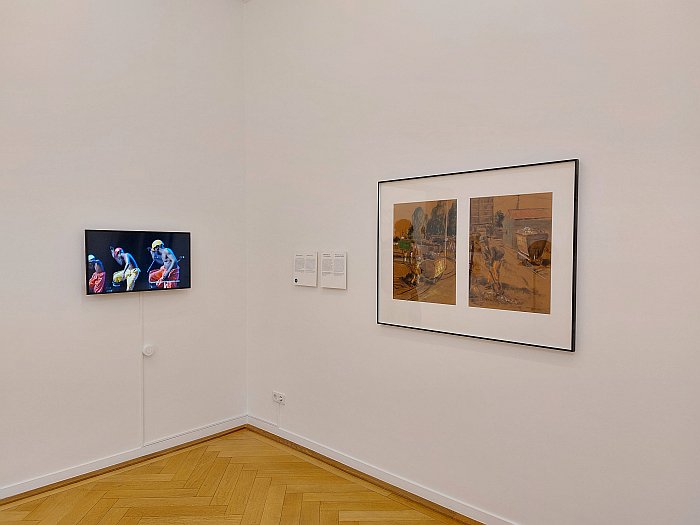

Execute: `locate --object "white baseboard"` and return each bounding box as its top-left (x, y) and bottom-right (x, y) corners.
top-left (247, 415), bottom-right (516, 525)
top-left (0, 415), bottom-right (248, 501)
top-left (3, 414), bottom-right (515, 525)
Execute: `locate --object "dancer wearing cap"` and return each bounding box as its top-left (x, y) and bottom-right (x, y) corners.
top-left (87, 254), bottom-right (106, 294)
top-left (146, 240), bottom-right (165, 289)
top-left (148, 240), bottom-right (180, 289)
top-left (110, 246), bottom-right (140, 291)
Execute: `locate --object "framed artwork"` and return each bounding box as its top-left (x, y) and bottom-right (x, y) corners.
top-left (377, 159), bottom-right (578, 351)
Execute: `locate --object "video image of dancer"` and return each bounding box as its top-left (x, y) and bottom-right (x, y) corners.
top-left (85, 230), bottom-right (190, 294)
top-left (148, 239), bottom-right (180, 289)
top-left (111, 246), bottom-right (140, 291)
top-left (87, 255), bottom-right (106, 294)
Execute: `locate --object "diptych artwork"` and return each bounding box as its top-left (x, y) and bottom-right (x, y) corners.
top-left (377, 160), bottom-right (578, 351)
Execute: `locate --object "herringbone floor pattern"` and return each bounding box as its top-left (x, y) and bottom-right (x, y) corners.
top-left (0, 429), bottom-right (477, 525)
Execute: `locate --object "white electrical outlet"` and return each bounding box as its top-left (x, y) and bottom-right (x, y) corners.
top-left (272, 391), bottom-right (286, 405)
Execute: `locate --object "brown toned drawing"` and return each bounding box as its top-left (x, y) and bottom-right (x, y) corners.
top-left (469, 192), bottom-right (552, 314)
top-left (393, 199), bottom-right (457, 305)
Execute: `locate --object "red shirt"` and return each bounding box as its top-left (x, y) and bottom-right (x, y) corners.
top-left (89, 271), bottom-right (106, 293)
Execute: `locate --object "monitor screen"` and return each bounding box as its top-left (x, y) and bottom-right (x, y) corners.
top-left (85, 230), bottom-right (191, 295)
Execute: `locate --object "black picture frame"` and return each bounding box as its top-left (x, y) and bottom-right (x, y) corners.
top-left (377, 159), bottom-right (578, 352)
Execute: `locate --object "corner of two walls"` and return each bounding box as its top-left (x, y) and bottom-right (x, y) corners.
top-left (3, 2), bottom-right (699, 525)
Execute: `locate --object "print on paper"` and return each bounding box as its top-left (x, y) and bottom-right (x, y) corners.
top-left (469, 192), bottom-right (552, 313)
top-left (393, 200), bottom-right (457, 305)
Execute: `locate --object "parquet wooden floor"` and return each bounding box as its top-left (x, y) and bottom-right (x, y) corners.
top-left (0, 429), bottom-right (476, 525)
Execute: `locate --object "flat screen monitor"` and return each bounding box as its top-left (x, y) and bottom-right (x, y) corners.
top-left (85, 230), bottom-right (191, 295)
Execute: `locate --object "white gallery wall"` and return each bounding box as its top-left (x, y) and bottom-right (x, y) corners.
top-left (1, 1), bottom-right (699, 524)
top-left (0, 1), bottom-right (247, 494)
top-left (243, 2), bottom-right (700, 525)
